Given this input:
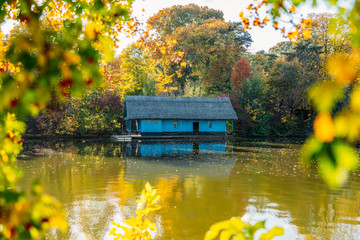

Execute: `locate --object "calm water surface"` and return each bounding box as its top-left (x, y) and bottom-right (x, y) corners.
top-left (17, 139), bottom-right (360, 240)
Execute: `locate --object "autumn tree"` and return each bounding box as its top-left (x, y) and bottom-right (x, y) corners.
top-left (230, 59), bottom-right (251, 92)
top-left (147, 4), bottom-right (224, 38)
top-left (307, 13), bottom-right (351, 60)
top-left (170, 19), bottom-right (252, 94)
top-left (241, 0), bottom-right (360, 187)
top-left (0, 0), bottom-right (135, 238)
top-left (143, 5), bottom-right (252, 95)
top-left (106, 43), bottom-right (177, 97)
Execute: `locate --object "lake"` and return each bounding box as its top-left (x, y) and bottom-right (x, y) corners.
top-left (17, 139), bottom-right (360, 239)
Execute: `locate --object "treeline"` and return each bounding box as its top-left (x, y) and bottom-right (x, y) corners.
top-left (26, 89), bottom-right (124, 135)
top-left (26, 6), bottom-right (352, 137)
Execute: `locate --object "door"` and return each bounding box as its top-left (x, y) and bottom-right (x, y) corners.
top-left (193, 122), bottom-right (199, 135)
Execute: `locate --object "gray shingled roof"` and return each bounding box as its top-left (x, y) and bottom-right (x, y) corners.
top-left (125, 96), bottom-right (238, 120)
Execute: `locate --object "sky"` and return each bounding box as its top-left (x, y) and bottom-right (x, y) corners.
top-left (124, 0), bottom-right (339, 53)
top-left (0, 0), bottom-right (340, 54)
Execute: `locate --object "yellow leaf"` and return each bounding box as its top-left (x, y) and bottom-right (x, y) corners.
top-left (85, 22), bottom-right (97, 40)
top-left (301, 18), bottom-right (312, 28)
top-left (160, 47), bottom-right (166, 54)
top-left (273, 22), bottom-right (279, 29)
top-left (1, 150), bottom-right (8, 163)
top-left (308, 81), bottom-right (344, 113)
top-left (260, 226), bottom-right (285, 240)
top-left (314, 113), bottom-right (335, 142)
top-left (287, 30), bottom-right (298, 40)
top-left (63, 51), bottom-right (81, 65)
top-left (302, 28), bottom-right (311, 40)
top-left (288, 5), bottom-right (296, 13)
top-left (263, 16), bottom-right (270, 25)
top-left (350, 87), bottom-right (360, 112)
top-left (327, 55), bottom-right (357, 85)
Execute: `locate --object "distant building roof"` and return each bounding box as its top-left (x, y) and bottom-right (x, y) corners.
top-left (125, 96), bottom-right (238, 120)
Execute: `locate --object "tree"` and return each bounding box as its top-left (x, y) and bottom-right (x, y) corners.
top-left (143, 5), bottom-right (252, 95)
top-left (0, 1), bottom-right (134, 238)
top-left (243, 0), bottom-right (360, 188)
top-left (246, 51), bottom-right (277, 79)
top-left (147, 4), bottom-right (224, 38)
top-left (169, 19), bottom-right (252, 94)
top-left (268, 59), bottom-right (304, 122)
top-left (307, 13), bottom-right (351, 60)
top-left (235, 75), bottom-right (272, 136)
top-left (268, 41), bottom-right (293, 55)
top-left (183, 79), bottom-right (206, 97)
top-left (106, 43), bottom-right (177, 97)
top-left (230, 59), bottom-right (251, 92)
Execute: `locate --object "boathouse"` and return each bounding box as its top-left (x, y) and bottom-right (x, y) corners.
top-left (124, 96), bottom-right (237, 136)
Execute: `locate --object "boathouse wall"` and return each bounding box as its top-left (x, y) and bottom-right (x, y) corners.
top-left (138, 119), bottom-right (226, 135)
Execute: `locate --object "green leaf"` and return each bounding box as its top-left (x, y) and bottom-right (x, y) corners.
top-left (300, 136), bottom-right (323, 165)
top-left (318, 156), bottom-right (348, 189)
top-left (331, 141), bottom-right (358, 171)
top-left (308, 81), bottom-right (344, 113)
top-left (247, 220), bottom-right (265, 236)
top-left (31, 179), bottom-right (44, 196)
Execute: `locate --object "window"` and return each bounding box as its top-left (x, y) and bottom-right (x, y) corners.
top-left (208, 121), bottom-right (212, 128)
top-left (174, 121), bottom-right (179, 128)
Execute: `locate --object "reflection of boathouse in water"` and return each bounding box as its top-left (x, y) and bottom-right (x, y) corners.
top-left (126, 141), bottom-right (228, 157)
top-left (124, 140), bottom-right (235, 179)
top-left (124, 96), bottom-right (238, 136)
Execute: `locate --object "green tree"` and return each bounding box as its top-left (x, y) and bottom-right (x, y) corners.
top-left (268, 41), bottom-right (293, 55)
top-left (147, 4), bottom-right (224, 38)
top-left (246, 51), bottom-right (277, 80)
top-left (235, 75), bottom-right (272, 136)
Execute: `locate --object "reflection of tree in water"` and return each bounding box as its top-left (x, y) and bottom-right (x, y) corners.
top-left (229, 143), bottom-right (360, 239)
top-left (19, 140), bottom-right (128, 240)
top-left (17, 140), bottom-right (360, 239)
top-left (21, 139), bottom-right (126, 158)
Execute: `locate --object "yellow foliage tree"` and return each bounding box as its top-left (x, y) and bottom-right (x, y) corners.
top-left (0, 0), bottom-right (135, 238)
top-left (242, 0), bottom-right (360, 188)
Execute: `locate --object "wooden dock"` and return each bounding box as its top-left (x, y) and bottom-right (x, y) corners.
top-left (111, 134), bottom-right (233, 142)
top-left (111, 135), bottom-right (133, 142)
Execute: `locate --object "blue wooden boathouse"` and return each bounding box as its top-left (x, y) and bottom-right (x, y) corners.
top-left (124, 96), bottom-right (237, 136)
